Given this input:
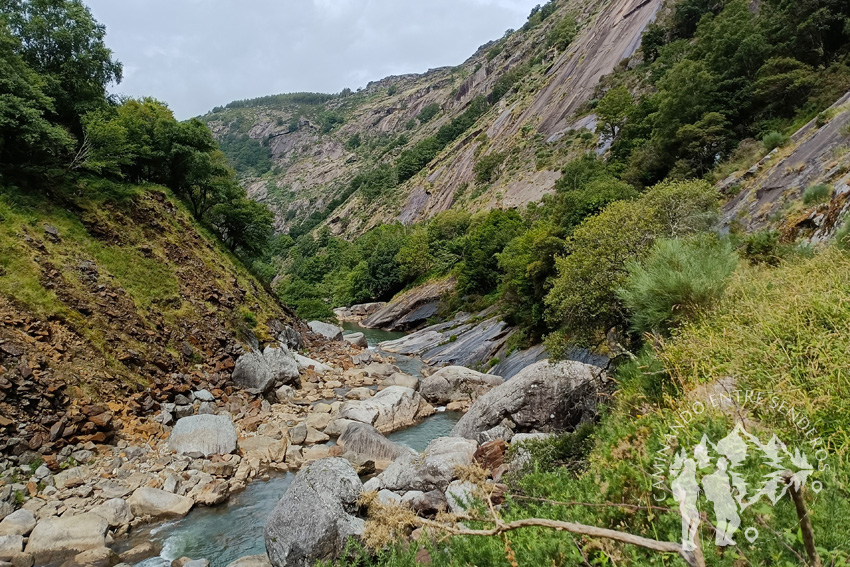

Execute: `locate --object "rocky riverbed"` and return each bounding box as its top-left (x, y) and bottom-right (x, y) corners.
top-left (0, 315), bottom-right (608, 567)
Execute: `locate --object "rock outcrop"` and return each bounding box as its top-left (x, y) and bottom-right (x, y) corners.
top-left (168, 414), bottom-right (238, 457)
top-left (265, 458), bottom-right (364, 567)
top-left (340, 386), bottom-right (432, 433)
top-left (452, 360), bottom-right (604, 440)
top-left (361, 279), bottom-right (455, 331)
top-left (419, 366), bottom-right (503, 405)
top-left (333, 303), bottom-right (386, 322)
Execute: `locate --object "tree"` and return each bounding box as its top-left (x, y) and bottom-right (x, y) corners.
top-left (596, 86), bottom-right (634, 139)
top-left (0, 23), bottom-right (74, 172)
top-left (458, 209), bottom-right (524, 295)
top-left (209, 196), bottom-right (274, 256)
top-left (673, 111), bottom-right (732, 177)
top-left (752, 57), bottom-right (816, 118)
top-left (2, 0), bottom-right (122, 134)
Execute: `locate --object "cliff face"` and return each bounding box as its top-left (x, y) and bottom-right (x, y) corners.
top-left (0, 185), bottom-right (297, 454)
top-left (203, 0), bottom-right (662, 237)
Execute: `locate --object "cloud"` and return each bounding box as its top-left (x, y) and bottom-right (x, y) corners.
top-left (85, 0), bottom-right (539, 119)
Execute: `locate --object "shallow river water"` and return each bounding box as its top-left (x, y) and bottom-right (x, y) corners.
top-left (127, 322), bottom-right (457, 566)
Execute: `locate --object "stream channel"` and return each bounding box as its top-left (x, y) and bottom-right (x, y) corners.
top-left (126, 323), bottom-right (461, 567)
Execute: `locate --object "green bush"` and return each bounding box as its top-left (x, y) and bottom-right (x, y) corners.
top-left (473, 152), bottom-right (506, 184)
top-left (761, 130), bottom-right (787, 151)
top-left (803, 183), bottom-right (832, 205)
top-left (416, 103), bottom-right (441, 123)
top-left (619, 235), bottom-right (738, 334)
top-left (546, 15), bottom-right (577, 51)
top-left (740, 229), bottom-right (784, 265)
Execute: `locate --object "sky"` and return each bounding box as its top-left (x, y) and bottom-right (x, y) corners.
top-left (85, 0), bottom-right (541, 119)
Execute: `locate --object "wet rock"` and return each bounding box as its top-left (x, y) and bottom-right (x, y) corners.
top-left (168, 415), bottom-right (237, 457)
top-left (265, 458), bottom-right (364, 567)
top-left (127, 487), bottom-right (193, 519)
top-left (452, 360), bottom-right (603, 440)
top-left (25, 512), bottom-right (108, 565)
top-left (419, 366), bottom-right (502, 405)
top-left (90, 498), bottom-right (133, 527)
top-left (0, 510), bottom-right (35, 537)
top-left (376, 437), bottom-right (477, 492)
top-left (338, 422), bottom-right (414, 463)
top-left (307, 321), bottom-right (344, 341)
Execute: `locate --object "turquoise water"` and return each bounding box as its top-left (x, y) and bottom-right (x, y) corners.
top-left (387, 410), bottom-right (463, 453)
top-left (342, 321), bottom-right (424, 376)
top-left (124, 474), bottom-right (293, 567)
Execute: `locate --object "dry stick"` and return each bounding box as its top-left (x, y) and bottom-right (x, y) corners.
top-left (415, 516), bottom-right (706, 567)
top-left (782, 471), bottom-right (822, 567)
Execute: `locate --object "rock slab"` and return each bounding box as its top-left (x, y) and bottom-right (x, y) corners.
top-left (168, 414), bottom-right (237, 457)
top-left (25, 513), bottom-right (108, 564)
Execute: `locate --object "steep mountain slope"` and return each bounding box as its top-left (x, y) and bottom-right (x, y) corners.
top-left (0, 183), bottom-right (297, 454)
top-left (203, 0), bottom-right (661, 237)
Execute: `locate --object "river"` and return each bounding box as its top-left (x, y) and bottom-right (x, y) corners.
top-left (126, 322), bottom-right (459, 567)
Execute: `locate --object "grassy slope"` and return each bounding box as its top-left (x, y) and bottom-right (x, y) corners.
top-left (0, 179), bottom-right (291, 411)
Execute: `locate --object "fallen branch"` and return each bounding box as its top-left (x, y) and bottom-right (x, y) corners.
top-left (414, 516), bottom-right (706, 567)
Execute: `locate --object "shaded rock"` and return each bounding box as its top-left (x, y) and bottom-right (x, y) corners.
top-left (343, 333), bottom-right (367, 348)
top-left (264, 458), bottom-right (364, 567)
top-left (168, 415), bottom-right (237, 457)
top-left (127, 487), bottom-right (193, 519)
top-left (403, 490), bottom-right (447, 517)
top-left (289, 423), bottom-right (307, 445)
top-left (0, 510), bottom-right (35, 537)
top-left (361, 279), bottom-right (454, 331)
top-left (340, 386), bottom-right (430, 433)
top-left (307, 321), bottom-right (344, 341)
top-left (263, 346), bottom-right (299, 386)
top-left (25, 513), bottom-right (108, 565)
top-left (452, 360), bottom-right (603, 440)
top-left (90, 498), bottom-right (133, 527)
top-left (377, 437), bottom-right (477, 492)
top-left (338, 422), bottom-right (414, 463)
top-left (419, 366), bottom-right (502, 405)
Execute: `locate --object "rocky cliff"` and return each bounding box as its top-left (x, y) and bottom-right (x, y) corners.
top-left (203, 0), bottom-right (662, 237)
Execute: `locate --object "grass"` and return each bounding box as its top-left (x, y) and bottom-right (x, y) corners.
top-left (803, 183), bottom-right (833, 205)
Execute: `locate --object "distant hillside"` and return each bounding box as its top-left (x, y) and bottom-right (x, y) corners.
top-left (202, 0), bottom-right (662, 237)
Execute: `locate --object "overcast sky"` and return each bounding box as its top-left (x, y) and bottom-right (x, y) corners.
top-left (85, 0), bottom-right (540, 119)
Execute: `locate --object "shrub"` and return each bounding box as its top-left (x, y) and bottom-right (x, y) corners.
top-left (546, 15), bottom-right (578, 51)
top-left (740, 229), bottom-right (783, 265)
top-left (619, 236), bottom-right (738, 334)
top-left (835, 220), bottom-right (850, 250)
top-left (416, 103), bottom-right (441, 123)
top-left (473, 152), bottom-right (506, 184)
top-left (762, 130), bottom-right (787, 151)
top-left (803, 183), bottom-right (832, 205)
top-left (387, 85), bottom-right (398, 96)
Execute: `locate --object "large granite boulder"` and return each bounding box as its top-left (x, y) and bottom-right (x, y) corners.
top-left (307, 321), bottom-right (344, 341)
top-left (340, 386), bottom-right (431, 433)
top-left (419, 366), bottom-right (503, 405)
top-left (232, 346), bottom-right (299, 393)
top-left (90, 498), bottom-right (133, 527)
top-left (373, 436), bottom-right (477, 492)
top-left (128, 487), bottom-right (194, 519)
top-left (265, 458), bottom-right (364, 567)
top-left (452, 359), bottom-right (602, 440)
top-left (292, 352), bottom-right (332, 374)
top-left (168, 414), bottom-right (237, 457)
top-left (343, 332), bottom-right (367, 347)
top-left (0, 509), bottom-right (35, 536)
top-left (338, 422), bottom-right (414, 463)
top-left (25, 513), bottom-right (109, 564)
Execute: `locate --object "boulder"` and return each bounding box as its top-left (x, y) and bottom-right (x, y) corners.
top-left (445, 480), bottom-right (477, 513)
top-left (452, 360), bottom-right (602, 440)
top-left (25, 513), bottom-right (108, 565)
top-left (226, 556), bottom-right (272, 567)
top-left (403, 489), bottom-right (448, 516)
top-left (292, 353), bottom-right (332, 374)
top-left (168, 414), bottom-right (237, 457)
top-left (264, 458), bottom-right (364, 567)
top-left (376, 437), bottom-right (477, 492)
top-left (419, 366), bottom-right (503, 405)
top-left (344, 387), bottom-right (373, 401)
top-left (379, 372), bottom-right (419, 390)
top-left (0, 510), bottom-right (35, 537)
top-left (127, 487), bottom-right (193, 519)
top-left (275, 385), bottom-right (296, 403)
top-left (263, 346), bottom-right (300, 386)
top-left (195, 479), bottom-right (229, 506)
top-left (340, 386), bottom-right (431, 433)
top-left (343, 333), bottom-right (367, 348)
top-left (61, 547), bottom-right (120, 567)
top-left (0, 535), bottom-right (22, 554)
top-left (338, 423), bottom-right (414, 463)
top-left (233, 346), bottom-right (299, 393)
top-left (119, 542), bottom-right (157, 564)
top-left (90, 498), bottom-right (133, 527)
top-left (308, 321), bottom-right (344, 341)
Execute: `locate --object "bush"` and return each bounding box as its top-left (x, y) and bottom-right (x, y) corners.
top-left (740, 229), bottom-right (784, 265)
top-left (473, 152), bottom-right (506, 184)
top-left (803, 183), bottom-right (832, 205)
top-left (416, 103), bottom-right (441, 123)
top-left (546, 15), bottom-right (578, 51)
top-left (762, 130), bottom-right (787, 151)
top-left (619, 236), bottom-right (738, 334)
